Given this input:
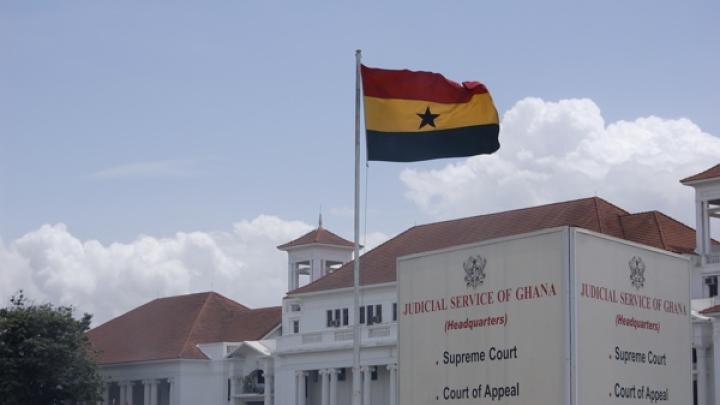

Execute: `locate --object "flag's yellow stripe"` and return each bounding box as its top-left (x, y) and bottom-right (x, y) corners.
top-left (364, 93), bottom-right (499, 132)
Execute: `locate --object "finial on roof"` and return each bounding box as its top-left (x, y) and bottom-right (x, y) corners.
top-left (318, 208), bottom-right (323, 229)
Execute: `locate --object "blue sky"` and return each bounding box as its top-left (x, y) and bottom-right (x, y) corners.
top-left (2, 1), bottom-right (720, 321)
top-left (2, 1), bottom-right (718, 242)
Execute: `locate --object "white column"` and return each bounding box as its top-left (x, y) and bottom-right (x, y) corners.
top-left (698, 347), bottom-right (708, 405)
top-left (361, 367), bottom-right (372, 405)
top-left (697, 200), bottom-right (706, 255)
top-left (263, 358), bottom-right (273, 405)
top-left (320, 369), bottom-right (329, 405)
top-left (101, 383), bottom-right (109, 405)
top-left (119, 381), bottom-right (127, 405)
top-left (387, 364), bottom-right (397, 405)
top-left (297, 371), bottom-right (307, 405)
top-left (712, 319), bottom-right (720, 405)
top-left (128, 382), bottom-right (135, 405)
top-left (167, 378), bottom-right (175, 405)
top-left (149, 380), bottom-right (159, 405)
top-left (264, 373), bottom-right (273, 405)
top-left (329, 369), bottom-right (339, 405)
top-left (142, 380), bottom-right (151, 405)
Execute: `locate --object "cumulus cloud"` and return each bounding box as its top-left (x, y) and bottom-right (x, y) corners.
top-left (0, 216), bottom-right (316, 325)
top-left (401, 97), bottom-right (720, 227)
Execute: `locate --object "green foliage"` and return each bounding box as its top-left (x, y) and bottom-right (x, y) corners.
top-left (0, 291), bottom-right (102, 405)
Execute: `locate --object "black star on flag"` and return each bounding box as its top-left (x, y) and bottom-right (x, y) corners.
top-left (417, 106), bottom-right (440, 129)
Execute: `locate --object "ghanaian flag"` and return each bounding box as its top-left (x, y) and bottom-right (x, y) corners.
top-left (361, 65), bottom-right (500, 162)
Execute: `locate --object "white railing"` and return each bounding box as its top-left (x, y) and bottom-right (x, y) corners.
top-left (277, 322), bottom-right (397, 352)
top-left (706, 254), bottom-right (720, 265)
top-left (302, 332), bottom-right (322, 344)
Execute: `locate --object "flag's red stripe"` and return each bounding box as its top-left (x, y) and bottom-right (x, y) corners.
top-left (361, 65), bottom-right (489, 104)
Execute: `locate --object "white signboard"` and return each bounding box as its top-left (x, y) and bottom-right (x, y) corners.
top-left (397, 227), bottom-right (690, 405)
top-left (574, 231), bottom-right (691, 404)
top-left (397, 229), bottom-right (568, 405)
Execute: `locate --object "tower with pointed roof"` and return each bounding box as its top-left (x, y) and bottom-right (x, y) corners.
top-left (277, 216), bottom-right (355, 291)
top-left (682, 163), bottom-right (720, 296)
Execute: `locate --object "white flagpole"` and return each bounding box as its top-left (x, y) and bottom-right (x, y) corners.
top-left (352, 48), bottom-right (363, 405)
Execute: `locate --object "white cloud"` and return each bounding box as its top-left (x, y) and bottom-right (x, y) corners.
top-left (91, 159), bottom-right (197, 179)
top-left (0, 216), bottom-right (315, 325)
top-left (363, 231), bottom-right (390, 252)
top-left (400, 97), bottom-right (720, 227)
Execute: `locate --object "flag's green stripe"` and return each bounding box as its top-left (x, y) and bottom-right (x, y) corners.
top-left (366, 124), bottom-right (500, 162)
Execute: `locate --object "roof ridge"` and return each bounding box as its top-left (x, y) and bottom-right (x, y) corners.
top-left (592, 197), bottom-right (604, 233)
top-left (179, 292), bottom-right (213, 359)
top-left (277, 226), bottom-right (354, 250)
top-left (651, 211), bottom-right (669, 250)
top-left (411, 196), bottom-right (601, 230)
top-left (208, 291), bottom-right (251, 311)
top-left (592, 196), bottom-right (631, 215)
top-left (317, 227), bottom-right (350, 242)
top-left (652, 210), bottom-right (702, 236)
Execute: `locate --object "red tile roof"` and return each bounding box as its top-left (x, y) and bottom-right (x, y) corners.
top-left (701, 305), bottom-right (720, 315)
top-left (87, 292), bottom-right (280, 364)
top-left (277, 227), bottom-right (354, 250)
top-left (289, 197), bottom-right (697, 295)
top-left (681, 164), bottom-right (720, 184)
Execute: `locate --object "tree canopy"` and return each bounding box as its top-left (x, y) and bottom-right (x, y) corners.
top-left (0, 292), bottom-right (102, 404)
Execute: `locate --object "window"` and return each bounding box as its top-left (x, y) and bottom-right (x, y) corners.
top-left (392, 303), bottom-right (397, 321)
top-left (360, 304), bottom-right (383, 325)
top-left (327, 308), bottom-right (349, 327)
top-left (705, 276), bottom-right (718, 298)
top-left (325, 260), bottom-right (344, 275)
top-left (338, 368), bottom-right (346, 381)
top-left (293, 320), bottom-right (300, 334)
top-left (371, 367), bottom-right (378, 380)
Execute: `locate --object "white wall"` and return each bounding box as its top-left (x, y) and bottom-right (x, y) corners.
top-left (283, 284), bottom-right (397, 335)
top-left (100, 358), bottom-right (232, 405)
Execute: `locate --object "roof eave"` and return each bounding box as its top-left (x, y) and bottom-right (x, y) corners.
top-left (680, 177), bottom-right (720, 186)
top-left (277, 242), bottom-right (357, 251)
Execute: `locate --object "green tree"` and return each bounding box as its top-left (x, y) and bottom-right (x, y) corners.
top-left (0, 292), bottom-right (102, 405)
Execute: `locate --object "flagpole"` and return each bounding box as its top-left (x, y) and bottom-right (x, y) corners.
top-left (352, 48), bottom-right (362, 405)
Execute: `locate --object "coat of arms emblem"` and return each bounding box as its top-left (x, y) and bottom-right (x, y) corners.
top-left (463, 255), bottom-right (487, 289)
top-left (629, 256), bottom-right (645, 290)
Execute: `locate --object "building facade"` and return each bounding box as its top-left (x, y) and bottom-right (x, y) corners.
top-left (88, 292), bottom-right (281, 405)
top-left (91, 164), bottom-right (720, 405)
top-left (682, 164), bottom-right (720, 405)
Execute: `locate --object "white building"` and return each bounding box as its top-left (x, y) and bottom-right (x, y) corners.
top-left (88, 292), bottom-right (281, 405)
top-left (681, 164), bottom-right (720, 405)
top-left (91, 163), bottom-right (720, 405)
